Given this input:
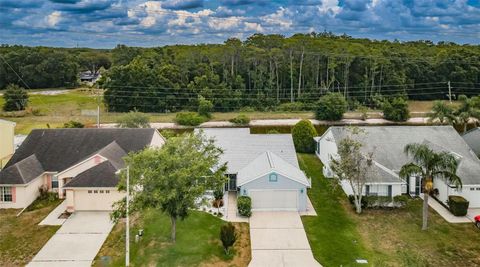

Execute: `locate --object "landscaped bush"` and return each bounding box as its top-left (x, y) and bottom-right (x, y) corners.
top-left (381, 96), bottom-right (410, 122)
top-left (116, 110), bottom-right (150, 128)
top-left (277, 102), bottom-right (305, 112)
top-left (348, 194), bottom-right (409, 209)
top-left (291, 119), bottom-right (317, 153)
top-left (237, 196), bottom-right (252, 217)
top-left (315, 93), bottom-right (347, 121)
top-left (393, 195), bottom-right (409, 207)
top-left (348, 195), bottom-right (368, 209)
top-left (3, 84), bottom-right (29, 111)
top-left (229, 114), bottom-right (250, 125)
top-left (198, 96), bottom-right (213, 118)
top-left (220, 222), bottom-right (236, 255)
top-left (63, 120), bottom-right (85, 128)
top-left (447, 195), bottom-right (469, 216)
top-left (175, 112), bottom-right (207, 126)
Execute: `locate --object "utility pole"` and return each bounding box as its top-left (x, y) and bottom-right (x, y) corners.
top-left (97, 105), bottom-right (100, 128)
top-left (126, 166), bottom-right (130, 266)
top-left (448, 81), bottom-right (452, 103)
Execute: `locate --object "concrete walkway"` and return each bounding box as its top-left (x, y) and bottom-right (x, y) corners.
top-left (224, 192), bottom-right (249, 222)
top-left (248, 212), bottom-right (321, 267)
top-left (420, 194), bottom-right (472, 223)
top-left (39, 201), bottom-right (67, 226)
top-left (28, 211), bottom-right (114, 267)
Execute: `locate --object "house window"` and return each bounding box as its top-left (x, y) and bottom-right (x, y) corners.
top-left (105, 190), bottom-right (110, 194)
top-left (476, 188), bottom-right (480, 191)
top-left (100, 190), bottom-right (104, 193)
top-left (51, 175), bottom-right (59, 189)
top-left (269, 173), bottom-right (278, 182)
top-left (471, 188), bottom-right (475, 191)
top-left (94, 190), bottom-right (98, 194)
top-left (0, 187), bottom-right (12, 202)
top-left (88, 190), bottom-right (92, 193)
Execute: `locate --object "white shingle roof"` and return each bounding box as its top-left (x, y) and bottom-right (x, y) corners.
top-left (198, 128), bottom-right (299, 173)
top-left (237, 151), bottom-right (310, 186)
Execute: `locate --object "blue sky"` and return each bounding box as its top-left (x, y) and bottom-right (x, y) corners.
top-left (0, 0), bottom-right (479, 48)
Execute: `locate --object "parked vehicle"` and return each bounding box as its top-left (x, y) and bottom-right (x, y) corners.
top-left (475, 215), bottom-right (480, 228)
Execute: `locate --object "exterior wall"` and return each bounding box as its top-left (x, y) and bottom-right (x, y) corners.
top-left (66, 189), bottom-right (75, 212)
top-left (150, 130), bottom-right (166, 148)
top-left (71, 188), bottom-right (125, 211)
top-left (239, 172), bottom-right (307, 211)
top-left (0, 176), bottom-right (43, 209)
top-left (57, 155), bottom-right (106, 198)
top-left (316, 130), bottom-right (338, 178)
top-left (0, 120), bottom-right (15, 169)
top-left (341, 181), bottom-right (403, 198)
top-left (434, 179), bottom-right (480, 208)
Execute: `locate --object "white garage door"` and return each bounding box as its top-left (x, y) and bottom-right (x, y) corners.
top-left (249, 190), bottom-right (298, 211)
top-left (74, 190), bottom-right (123, 211)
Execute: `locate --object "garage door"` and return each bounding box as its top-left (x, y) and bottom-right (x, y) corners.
top-left (249, 190), bottom-right (298, 211)
top-left (74, 190), bottom-right (123, 211)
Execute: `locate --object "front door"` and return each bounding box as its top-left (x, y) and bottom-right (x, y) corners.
top-left (228, 175), bottom-right (237, 191)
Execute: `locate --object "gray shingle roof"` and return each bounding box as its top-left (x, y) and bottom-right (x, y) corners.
top-left (462, 127), bottom-right (480, 156)
top-left (64, 161), bottom-right (119, 188)
top-left (237, 151), bottom-right (310, 186)
top-left (0, 129), bottom-right (156, 185)
top-left (0, 154), bottom-right (44, 184)
top-left (327, 126), bottom-right (480, 185)
top-left (199, 128), bottom-right (299, 174)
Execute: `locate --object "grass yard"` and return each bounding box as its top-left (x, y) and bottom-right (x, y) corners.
top-left (94, 209), bottom-right (251, 267)
top-left (0, 199), bottom-right (62, 266)
top-left (298, 153), bottom-right (480, 266)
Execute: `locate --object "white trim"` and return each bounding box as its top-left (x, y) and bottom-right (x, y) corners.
top-left (238, 169), bottom-right (310, 187)
top-left (153, 128), bottom-right (167, 143)
top-left (56, 154), bottom-right (107, 177)
top-left (63, 186), bottom-right (118, 190)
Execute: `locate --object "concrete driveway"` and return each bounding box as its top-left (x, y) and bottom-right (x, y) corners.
top-left (28, 212), bottom-right (114, 267)
top-left (248, 211), bottom-right (321, 267)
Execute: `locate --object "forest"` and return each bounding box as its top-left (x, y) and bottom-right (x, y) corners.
top-left (1, 32), bottom-right (479, 112)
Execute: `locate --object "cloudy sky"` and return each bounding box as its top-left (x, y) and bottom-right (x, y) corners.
top-left (1, 0), bottom-right (479, 48)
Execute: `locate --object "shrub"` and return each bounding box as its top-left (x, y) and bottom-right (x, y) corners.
top-left (63, 120), bottom-right (85, 128)
top-left (277, 102), bottom-right (305, 112)
top-left (229, 114), bottom-right (250, 125)
top-left (198, 96), bottom-right (213, 118)
top-left (315, 93), bottom-right (347, 121)
top-left (266, 129), bottom-right (280, 134)
top-left (237, 196), bottom-right (252, 217)
top-left (3, 84), bottom-right (29, 111)
top-left (393, 195), bottom-right (409, 207)
top-left (175, 112), bottom-right (207, 126)
top-left (447, 195), bottom-right (469, 216)
top-left (348, 195), bottom-right (368, 209)
top-left (116, 110), bottom-right (150, 128)
top-left (220, 222), bottom-right (236, 255)
top-left (382, 97), bottom-right (410, 122)
top-left (213, 189), bottom-right (224, 200)
top-left (292, 119), bottom-right (317, 153)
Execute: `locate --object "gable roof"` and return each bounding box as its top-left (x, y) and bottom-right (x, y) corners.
top-left (199, 128), bottom-right (299, 173)
top-left (462, 127), bottom-right (480, 156)
top-left (0, 154), bottom-right (44, 184)
top-left (237, 151), bottom-right (310, 186)
top-left (0, 128), bottom-right (156, 185)
top-left (324, 126), bottom-right (480, 185)
top-left (64, 161), bottom-right (119, 188)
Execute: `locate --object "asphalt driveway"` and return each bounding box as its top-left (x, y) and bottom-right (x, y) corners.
top-left (248, 211), bottom-right (321, 267)
top-left (28, 211), bottom-right (114, 267)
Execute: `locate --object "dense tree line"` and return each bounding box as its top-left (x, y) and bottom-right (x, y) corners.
top-left (2, 33), bottom-right (480, 112)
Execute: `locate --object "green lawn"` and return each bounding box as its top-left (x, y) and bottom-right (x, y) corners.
top-left (298, 153), bottom-right (371, 266)
top-left (0, 199), bottom-right (62, 265)
top-left (298, 153), bottom-right (480, 266)
top-left (94, 209), bottom-right (251, 266)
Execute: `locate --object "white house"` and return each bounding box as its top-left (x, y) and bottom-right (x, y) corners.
top-left (315, 126), bottom-right (480, 208)
top-left (200, 128), bottom-right (311, 212)
top-left (0, 128), bottom-right (165, 211)
top-left (462, 127), bottom-right (480, 157)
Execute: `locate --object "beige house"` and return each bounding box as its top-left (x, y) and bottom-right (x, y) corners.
top-left (0, 119), bottom-right (16, 169)
top-left (0, 128), bottom-right (165, 211)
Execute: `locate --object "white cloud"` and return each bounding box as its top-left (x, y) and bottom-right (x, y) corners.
top-left (244, 22), bottom-right (264, 32)
top-left (46, 11), bottom-right (62, 27)
top-left (261, 7), bottom-right (292, 29)
top-left (208, 17), bottom-right (241, 30)
top-left (319, 0), bottom-right (341, 15)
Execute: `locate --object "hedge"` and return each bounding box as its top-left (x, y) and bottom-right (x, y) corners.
top-left (175, 112), bottom-right (207, 126)
top-left (237, 196), bottom-right (252, 217)
top-left (229, 114), bottom-right (250, 125)
top-left (448, 195), bottom-right (469, 216)
top-left (291, 119), bottom-right (317, 153)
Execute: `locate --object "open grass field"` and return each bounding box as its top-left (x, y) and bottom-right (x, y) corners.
top-left (0, 199), bottom-right (62, 266)
top-left (94, 210), bottom-right (251, 267)
top-left (298, 153), bottom-right (480, 266)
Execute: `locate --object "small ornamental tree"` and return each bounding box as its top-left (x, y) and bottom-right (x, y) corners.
top-left (315, 93), bottom-right (347, 121)
top-left (116, 110), bottom-right (150, 128)
top-left (3, 84), bottom-right (29, 111)
top-left (198, 96), bottom-right (214, 118)
top-left (292, 119), bottom-right (318, 153)
top-left (220, 222), bottom-right (236, 255)
top-left (382, 96), bottom-right (410, 122)
top-left (114, 132), bottom-right (226, 242)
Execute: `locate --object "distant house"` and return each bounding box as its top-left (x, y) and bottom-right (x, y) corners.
top-left (315, 126), bottom-right (480, 208)
top-left (462, 127), bottom-right (480, 157)
top-left (80, 70), bottom-right (101, 84)
top-left (0, 119), bottom-right (16, 169)
top-left (0, 129), bottom-right (165, 211)
top-left (201, 128), bottom-right (311, 212)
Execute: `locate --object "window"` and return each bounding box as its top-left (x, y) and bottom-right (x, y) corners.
top-left (476, 188), bottom-right (480, 191)
top-left (94, 190), bottom-right (98, 194)
top-left (0, 187), bottom-right (12, 202)
top-left (471, 188), bottom-right (475, 191)
top-left (269, 173), bottom-right (278, 182)
top-left (51, 175), bottom-right (59, 189)
top-left (105, 190), bottom-right (110, 194)
top-left (88, 190), bottom-right (92, 193)
top-left (99, 190), bottom-right (104, 193)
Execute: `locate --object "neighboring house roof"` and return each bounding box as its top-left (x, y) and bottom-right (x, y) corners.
top-left (64, 161), bottom-right (119, 188)
top-left (199, 128), bottom-right (299, 173)
top-left (462, 127), bottom-right (480, 156)
top-left (324, 126), bottom-right (480, 185)
top-left (237, 151), bottom-right (310, 187)
top-left (0, 154), bottom-right (44, 184)
top-left (0, 128), bottom-right (157, 185)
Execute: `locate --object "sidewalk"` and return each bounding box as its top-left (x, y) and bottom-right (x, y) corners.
top-left (39, 201), bottom-right (67, 226)
top-left (224, 192), bottom-right (248, 223)
top-left (420, 194), bottom-right (472, 223)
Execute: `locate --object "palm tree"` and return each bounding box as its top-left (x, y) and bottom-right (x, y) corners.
top-left (454, 95), bottom-right (480, 133)
top-left (428, 100), bottom-right (455, 124)
top-left (399, 143), bottom-right (462, 230)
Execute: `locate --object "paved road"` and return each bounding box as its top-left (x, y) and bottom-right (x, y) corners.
top-left (248, 211), bottom-right (321, 267)
top-left (28, 212), bottom-right (114, 267)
